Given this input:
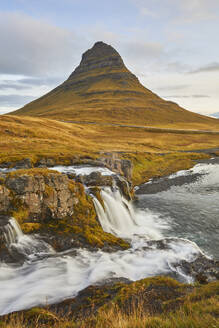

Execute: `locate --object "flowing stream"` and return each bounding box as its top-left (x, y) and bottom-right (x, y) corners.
top-left (0, 161), bottom-right (218, 315)
top-left (136, 160), bottom-right (219, 259)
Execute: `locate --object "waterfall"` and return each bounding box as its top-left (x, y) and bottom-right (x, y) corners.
top-left (93, 187), bottom-right (167, 240)
top-left (93, 188), bottom-right (138, 237)
top-left (2, 218), bottom-right (54, 258)
top-left (3, 218), bottom-right (24, 246)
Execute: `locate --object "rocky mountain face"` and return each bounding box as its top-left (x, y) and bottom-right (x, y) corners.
top-left (12, 42), bottom-right (217, 127)
top-left (68, 41), bottom-right (128, 78)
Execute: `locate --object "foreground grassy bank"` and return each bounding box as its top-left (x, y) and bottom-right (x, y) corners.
top-left (1, 278), bottom-right (218, 328)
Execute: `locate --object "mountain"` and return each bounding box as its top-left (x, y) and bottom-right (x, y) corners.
top-left (210, 112), bottom-right (219, 118)
top-left (12, 41), bottom-right (219, 129)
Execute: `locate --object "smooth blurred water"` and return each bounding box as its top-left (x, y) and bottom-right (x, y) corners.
top-left (136, 161), bottom-right (219, 259)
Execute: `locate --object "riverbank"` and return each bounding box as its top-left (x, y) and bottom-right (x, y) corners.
top-left (1, 278), bottom-right (218, 328)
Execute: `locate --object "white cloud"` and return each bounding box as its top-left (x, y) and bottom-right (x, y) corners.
top-left (178, 0), bottom-right (219, 21)
top-left (130, 0), bottom-right (158, 17)
top-left (190, 62), bottom-right (219, 74)
top-left (132, 0), bottom-right (219, 22)
top-left (0, 12), bottom-right (85, 77)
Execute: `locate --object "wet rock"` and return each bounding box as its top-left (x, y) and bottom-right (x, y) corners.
top-left (76, 171), bottom-right (114, 187)
top-left (49, 278), bottom-right (130, 318)
top-left (41, 276), bottom-right (191, 319)
top-left (177, 255), bottom-right (219, 283)
top-left (15, 158), bottom-right (32, 169)
top-left (0, 158), bottom-right (32, 170)
top-left (136, 172), bottom-right (204, 195)
top-left (100, 153), bottom-right (133, 181)
top-left (0, 185), bottom-right (11, 214)
top-left (114, 175), bottom-right (133, 200)
top-left (35, 158), bottom-right (56, 168)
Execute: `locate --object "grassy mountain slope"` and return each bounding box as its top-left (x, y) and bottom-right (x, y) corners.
top-left (12, 42), bottom-right (219, 130)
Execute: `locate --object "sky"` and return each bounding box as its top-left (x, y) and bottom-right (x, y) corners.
top-left (0, 0), bottom-right (219, 116)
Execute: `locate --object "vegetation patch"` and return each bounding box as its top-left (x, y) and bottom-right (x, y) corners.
top-left (0, 115), bottom-right (219, 168)
top-left (123, 152), bottom-right (211, 185)
top-left (7, 168), bottom-right (60, 178)
top-left (1, 278), bottom-right (218, 328)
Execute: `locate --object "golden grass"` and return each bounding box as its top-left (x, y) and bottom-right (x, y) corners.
top-left (124, 152), bottom-right (211, 185)
top-left (7, 168), bottom-right (60, 177)
top-left (0, 115), bottom-right (218, 164)
top-left (1, 279), bottom-right (218, 328)
top-left (1, 115), bottom-right (218, 185)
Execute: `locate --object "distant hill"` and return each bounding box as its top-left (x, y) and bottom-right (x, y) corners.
top-left (12, 41), bottom-right (219, 130)
top-left (210, 112), bottom-right (219, 118)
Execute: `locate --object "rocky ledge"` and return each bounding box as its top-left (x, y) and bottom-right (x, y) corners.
top-left (0, 168), bottom-right (130, 263)
top-left (0, 152), bottom-right (133, 181)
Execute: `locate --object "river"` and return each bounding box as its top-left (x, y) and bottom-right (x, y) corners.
top-left (0, 159), bottom-right (218, 315)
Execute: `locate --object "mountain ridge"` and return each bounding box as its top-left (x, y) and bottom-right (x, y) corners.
top-left (12, 41), bottom-right (219, 129)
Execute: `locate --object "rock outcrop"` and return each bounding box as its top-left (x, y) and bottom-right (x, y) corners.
top-left (0, 152), bottom-right (133, 182)
top-left (0, 169), bottom-right (130, 256)
top-left (4, 172), bottom-right (76, 220)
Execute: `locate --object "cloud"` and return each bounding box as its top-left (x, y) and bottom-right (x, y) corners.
top-left (166, 62), bottom-right (191, 73)
top-left (0, 81), bottom-right (32, 90)
top-left (0, 12), bottom-right (86, 77)
top-left (132, 0), bottom-right (219, 22)
top-left (139, 7), bottom-right (158, 17)
top-left (0, 108), bottom-right (14, 115)
top-left (189, 62), bottom-right (219, 74)
top-left (157, 84), bottom-right (190, 91)
top-left (122, 41), bottom-right (164, 62)
top-left (164, 94), bottom-right (210, 98)
top-left (130, 0), bottom-right (158, 17)
top-left (0, 94), bottom-right (36, 107)
top-left (178, 0), bottom-right (219, 21)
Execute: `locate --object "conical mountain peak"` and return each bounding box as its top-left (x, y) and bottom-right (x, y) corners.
top-left (12, 41), bottom-right (216, 128)
top-left (83, 41), bottom-right (121, 59)
top-left (68, 41), bottom-right (126, 79)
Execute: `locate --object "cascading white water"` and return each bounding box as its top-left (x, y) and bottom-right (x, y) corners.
top-left (0, 167), bottom-right (212, 316)
top-left (3, 218), bottom-right (54, 258)
top-left (93, 187), bottom-right (168, 240)
top-left (3, 218), bottom-right (24, 246)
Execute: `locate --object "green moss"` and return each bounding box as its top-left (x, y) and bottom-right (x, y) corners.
top-left (12, 208), bottom-right (29, 225)
top-left (3, 167), bottom-right (129, 250)
top-left (7, 168), bottom-right (60, 178)
top-left (19, 179), bottom-right (130, 250)
top-left (89, 186), bottom-right (105, 209)
top-left (68, 180), bottom-right (77, 194)
top-left (21, 223), bottom-right (42, 234)
top-left (44, 184), bottom-right (54, 198)
top-left (113, 276), bottom-right (183, 304)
